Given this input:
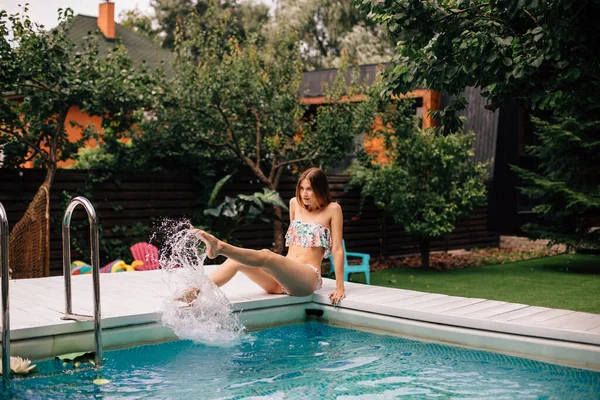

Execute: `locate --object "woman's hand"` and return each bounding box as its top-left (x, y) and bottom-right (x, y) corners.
top-left (328, 287), bottom-right (345, 305)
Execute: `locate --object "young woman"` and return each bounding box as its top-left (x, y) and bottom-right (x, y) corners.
top-left (186, 167), bottom-right (346, 305)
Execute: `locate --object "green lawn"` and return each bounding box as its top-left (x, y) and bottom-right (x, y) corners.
top-left (348, 254), bottom-right (600, 313)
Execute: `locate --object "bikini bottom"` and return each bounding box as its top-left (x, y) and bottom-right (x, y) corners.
top-left (281, 264), bottom-right (322, 294)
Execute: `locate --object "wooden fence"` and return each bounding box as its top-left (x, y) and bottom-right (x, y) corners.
top-left (0, 169), bottom-right (499, 276)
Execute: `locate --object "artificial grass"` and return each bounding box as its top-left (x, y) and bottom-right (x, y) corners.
top-left (348, 254), bottom-right (600, 313)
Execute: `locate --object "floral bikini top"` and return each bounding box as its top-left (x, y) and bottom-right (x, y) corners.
top-left (285, 220), bottom-right (332, 258)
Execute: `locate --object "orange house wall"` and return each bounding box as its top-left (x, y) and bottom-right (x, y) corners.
top-left (61, 106), bottom-right (103, 167)
top-left (21, 105), bottom-right (103, 168)
top-left (363, 115), bottom-right (389, 165)
top-left (300, 89), bottom-right (441, 164)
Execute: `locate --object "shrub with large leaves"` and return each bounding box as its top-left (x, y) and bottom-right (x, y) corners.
top-left (202, 175), bottom-right (288, 246)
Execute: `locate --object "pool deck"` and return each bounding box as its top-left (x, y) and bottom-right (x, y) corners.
top-left (2, 267), bottom-right (600, 370)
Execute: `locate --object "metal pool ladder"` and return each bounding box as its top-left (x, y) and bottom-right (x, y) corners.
top-left (61, 196), bottom-right (103, 367)
top-left (1, 202), bottom-right (11, 383)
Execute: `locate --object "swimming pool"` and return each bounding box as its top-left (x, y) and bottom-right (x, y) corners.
top-left (4, 322), bottom-right (599, 399)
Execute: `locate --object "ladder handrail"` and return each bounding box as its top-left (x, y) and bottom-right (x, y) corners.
top-left (62, 196), bottom-right (102, 367)
top-left (0, 202), bottom-right (10, 383)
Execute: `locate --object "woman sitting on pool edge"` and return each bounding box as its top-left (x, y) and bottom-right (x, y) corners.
top-left (184, 167), bottom-right (346, 305)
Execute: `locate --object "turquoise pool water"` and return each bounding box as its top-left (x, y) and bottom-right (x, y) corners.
top-left (4, 322), bottom-right (599, 399)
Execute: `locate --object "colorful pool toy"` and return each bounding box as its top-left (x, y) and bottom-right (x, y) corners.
top-left (71, 259), bottom-right (140, 274)
top-left (101, 260), bottom-right (121, 273)
top-left (70, 261), bottom-right (92, 275)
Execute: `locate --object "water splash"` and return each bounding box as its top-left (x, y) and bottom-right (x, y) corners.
top-left (153, 219), bottom-right (245, 346)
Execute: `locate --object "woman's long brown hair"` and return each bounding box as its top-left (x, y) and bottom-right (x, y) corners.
top-left (295, 167), bottom-right (332, 210)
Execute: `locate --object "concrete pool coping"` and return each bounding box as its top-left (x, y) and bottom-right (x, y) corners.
top-left (1, 268), bottom-right (599, 371)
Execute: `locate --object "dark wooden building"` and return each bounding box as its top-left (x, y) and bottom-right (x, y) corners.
top-left (445, 87), bottom-right (537, 235)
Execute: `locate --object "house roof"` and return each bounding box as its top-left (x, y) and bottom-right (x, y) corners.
top-left (299, 64), bottom-right (382, 98)
top-left (66, 15), bottom-right (172, 75)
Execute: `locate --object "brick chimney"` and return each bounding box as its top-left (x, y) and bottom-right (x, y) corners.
top-left (98, 1), bottom-right (116, 40)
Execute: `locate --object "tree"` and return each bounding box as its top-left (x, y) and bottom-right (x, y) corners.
top-left (119, 0), bottom-right (393, 70)
top-left (513, 116), bottom-right (600, 250)
top-left (349, 97), bottom-right (488, 268)
top-left (271, 0), bottom-right (395, 69)
top-left (121, 0), bottom-right (270, 49)
top-left (119, 7), bottom-right (161, 42)
top-left (0, 7), bottom-right (162, 276)
top-left (0, 7), bottom-right (160, 189)
top-left (358, 0), bottom-right (600, 249)
top-left (168, 6), bottom-right (375, 252)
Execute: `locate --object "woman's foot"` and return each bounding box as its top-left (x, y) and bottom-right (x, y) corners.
top-left (193, 229), bottom-right (221, 259)
top-left (174, 287), bottom-right (200, 305)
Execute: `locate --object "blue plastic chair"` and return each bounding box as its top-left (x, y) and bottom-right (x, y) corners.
top-left (328, 240), bottom-right (371, 284)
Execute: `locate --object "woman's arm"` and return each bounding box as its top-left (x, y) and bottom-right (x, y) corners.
top-left (289, 197), bottom-right (296, 221)
top-left (328, 202), bottom-right (345, 305)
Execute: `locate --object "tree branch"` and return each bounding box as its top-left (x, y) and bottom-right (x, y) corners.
top-left (0, 126), bottom-right (49, 164)
top-left (211, 103), bottom-right (271, 186)
top-left (212, 102), bottom-right (246, 159)
top-left (274, 166), bottom-right (284, 190)
top-left (274, 153), bottom-right (319, 170)
top-left (570, 1), bottom-right (589, 23)
top-left (21, 82), bottom-right (57, 94)
top-left (249, 106), bottom-right (261, 165)
top-left (481, 14), bottom-right (519, 37)
top-left (22, 151), bottom-right (37, 163)
top-left (434, 7), bottom-right (519, 41)
top-left (522, 8), bottom-right (538, 25)
top-left (268, 154), bottom-right (278, 183)
top-left (436, 2), bottom-right (490, 23)
top-left (197, 135), bottom-right (231, 147)
top-left (19, 77), bottom-right (60, 94)
top-left (49, 107), bottom-right (69, 166)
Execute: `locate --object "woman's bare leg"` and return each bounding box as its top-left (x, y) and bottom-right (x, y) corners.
top-left (210, 259), bottom-right (283, 294)
top-left (197, 230), bottom-right (319, 296)
top-left (177, 259), bottom-right (284, 304)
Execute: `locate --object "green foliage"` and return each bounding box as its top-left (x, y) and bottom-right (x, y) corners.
top-left (70, 141), bottom-right (132, 170)
top-left (349, 96), bottom-right (488, 268)
top-left (103, 222), bottom-right (152, 262)
top-left (272, 0), bottom-right (395, 69)
top-left (119, 7), bottom-right (161, 42)
top-left (514, 116), bottom-right (600, 250)
top-left (122, 0), bottom-right (393, 70)
top-left (137, 0), bottom-right (270, 49)
top-left (202, 174), bottom-right (289, 244)
top-left (0, 7), bottom-right (160, 185)
top-left (359, 0), bottom-right (600, 249)
top-left (359, 0), bottom-right (599, 115)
